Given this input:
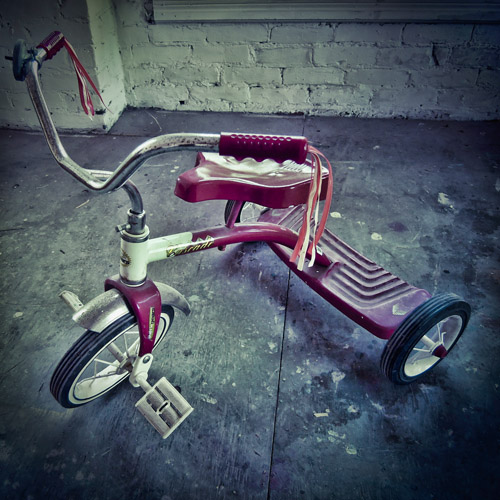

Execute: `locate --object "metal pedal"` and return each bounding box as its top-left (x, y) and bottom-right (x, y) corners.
top-left (136, 377), bottom-right (193, 439)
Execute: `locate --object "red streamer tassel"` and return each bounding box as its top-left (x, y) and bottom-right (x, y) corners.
top-left (62, 38), bottom-right (109, 117)
top-left (289, 146), bottom-right (333, 271)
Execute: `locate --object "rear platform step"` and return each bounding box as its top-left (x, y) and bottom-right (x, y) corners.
top-left (259, 206), bottom-right (431, 339)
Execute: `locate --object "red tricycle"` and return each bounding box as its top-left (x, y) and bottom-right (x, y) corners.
top-left (11, 32), bottom-right (471, 439)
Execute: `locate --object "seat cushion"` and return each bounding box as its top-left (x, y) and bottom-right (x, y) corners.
top-left (174, 152), bottom-right (330, 208)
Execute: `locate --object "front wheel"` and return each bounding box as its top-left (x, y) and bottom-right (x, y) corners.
top-left (381, 294), bottom-right (471, 384)
top-left (50, 305), bottom-right (174, 408)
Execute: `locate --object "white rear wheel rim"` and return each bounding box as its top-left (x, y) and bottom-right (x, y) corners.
top-left (403, 315), bottom-right (463, 378)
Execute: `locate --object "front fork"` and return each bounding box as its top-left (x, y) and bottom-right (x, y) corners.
top-left (107, 218), bottom-right (160, 385)
top-left (105, 274), bottom-right (161, 386)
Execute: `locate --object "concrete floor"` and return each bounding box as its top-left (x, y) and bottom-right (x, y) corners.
top-left (0, 110), bottom-right (499, 500)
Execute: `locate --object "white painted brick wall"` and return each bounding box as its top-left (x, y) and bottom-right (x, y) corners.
top-left (335, 23), bottom-right (403, 43)
top-left (223, 67), bottom-right (281, 86)
top-left (0, 0), bottom-right (125, 131)
top-left (314, 45), bottom-right (379, 67)
top-left (205, 23), bottom-right (269, 43)
top-left (112, 2), bottom-right (499, 121)
top-left (86, 0), bottom-right (127, 117)
top-left (192, 44), bottom-right (251, 64)
top-left (283, 67), bottom-right (344, 85)
top-left (270, 25), bottom-right (333, 43)
top-left (1, 0), bottom-right (499, 132)
top-left (403, 24), bottom-right (474, 45)
top-left (254, 46), bottom-right (312, 67)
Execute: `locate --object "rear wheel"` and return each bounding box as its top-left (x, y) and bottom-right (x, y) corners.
top-left (224, 200), bottom-right (268, 224)
top-left (381, 294), bottom-right (470, 384)
top-left (50, 305), bottom-right (174, 408)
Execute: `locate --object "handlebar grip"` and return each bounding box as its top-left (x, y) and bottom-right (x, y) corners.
top-left (37, 31), bottom-right (65, 61)
top-left (219, 133), bottom-right (308, 164)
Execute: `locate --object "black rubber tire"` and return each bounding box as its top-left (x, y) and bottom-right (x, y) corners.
top-left (381, 293), bottom-right (471, 384)
top-left (50, 305), bottom-right (174, 408)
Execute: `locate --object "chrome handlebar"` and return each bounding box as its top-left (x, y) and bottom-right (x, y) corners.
top-left (15, 38), bottom-right (311, 236)
top-left (24, 56), bottom-right (220, 194)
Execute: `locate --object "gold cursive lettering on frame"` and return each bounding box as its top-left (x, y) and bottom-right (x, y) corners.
top-left (166, 235), bottom-right (215, 258)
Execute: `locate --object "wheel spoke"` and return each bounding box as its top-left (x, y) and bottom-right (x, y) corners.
top-left (85, 359), bottom-right (121, 387)
top-left (93, 357), bottom-right (119, 367)
top-left (85, 334), bottom-right (140, 388)
top-left (420, 334), bottom-right (435, 349)
top-left (123, 331), bottom-right (140, 358)
top-left (437, 322), bottom-right (444, 344)
top-left (123, 331), bottom-right (134, 354)
top-left (412, 347), bottom-right (432, 353)
top-left (124, 341), bottom-right (139, 360)
top-left (106, 342), bottom-right (125, 362)
top-left (80, 370), bottom-right (122, 384)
